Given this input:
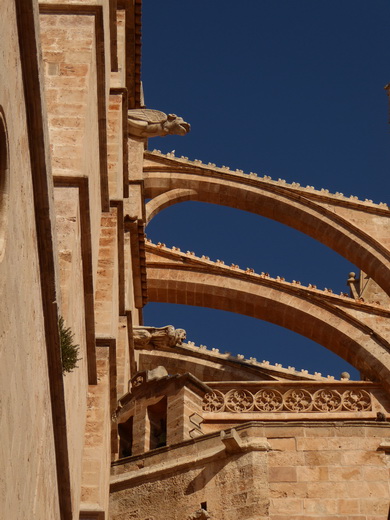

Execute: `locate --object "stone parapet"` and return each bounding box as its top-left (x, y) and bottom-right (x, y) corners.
top-left (110, 421), bottom-right (390, 520)
top-left (202, 381), bottom-right (389, 422)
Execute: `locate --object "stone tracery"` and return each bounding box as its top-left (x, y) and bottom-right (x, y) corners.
top-left (202, 387), bottom-right (373, 414)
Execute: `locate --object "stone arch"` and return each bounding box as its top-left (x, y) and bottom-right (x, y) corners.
top-left (145, 188), bottom-right (197, 225)
top-left (146, 244), bottom-right (390, 392)
top-left (143, 153), bottom-right (390, 296)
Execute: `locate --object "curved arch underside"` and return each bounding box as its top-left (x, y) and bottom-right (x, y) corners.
top-left (146, 243), bottom-right (390, 392)
top-left (143, 152), bottom-right (390, 297)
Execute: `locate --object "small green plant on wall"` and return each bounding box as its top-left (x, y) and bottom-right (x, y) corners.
top-left (59, 316), bottom-right (81, 374)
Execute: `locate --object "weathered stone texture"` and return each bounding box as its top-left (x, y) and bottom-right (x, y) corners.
top-left (81, 347), bottom-right (112, 514)
top-left (110, 423), bottom-right (390, 520)
top-left (0, 1), bottom-right (60, 518)
top-left (55, 186), bottom-right (89, 515)
top-left (3, 2), bottom-right (390, 520)
top-left (40, 11), bottom-right (103, 278)
top-left (110, 442), bottom-right (269, 520)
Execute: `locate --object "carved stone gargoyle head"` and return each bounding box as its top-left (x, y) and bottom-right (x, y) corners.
top-left (164, 113), bottom-right (191, 136)
top-left (133, 325), bottom-right (186, 349)
top-left (128, 109), bottom-right (190, 138)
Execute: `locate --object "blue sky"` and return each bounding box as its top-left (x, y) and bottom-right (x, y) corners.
top-left (140, 1), bottom-right (390, 379)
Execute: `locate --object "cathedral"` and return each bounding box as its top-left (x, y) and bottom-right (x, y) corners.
top-left (1, 1), bottom-right (390, 519)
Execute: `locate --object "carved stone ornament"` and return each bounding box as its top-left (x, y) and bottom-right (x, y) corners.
top-left (133, 325), bottom-right (186, 348)
top-left (254, 388), bottom-right (283, 412)
top-left (225, 389), bottom-right (254, 412)
top-left (128, 109), bottom-right (190, 138)
top-left (342, 389), bottom-right (371, 411)
top-left (313, 389), bottom-right (342, 412)
top-left (283, 389), bottom-right (312, 412)
top-left (203, 387), bottom-right (373, 414)
top-left (202, 390), bottom-right (225, 412)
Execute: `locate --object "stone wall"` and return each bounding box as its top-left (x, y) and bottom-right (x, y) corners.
top-left (110, 422), bottom-right (390, 520)
top-left (0, 0), bottom-right (60, 518)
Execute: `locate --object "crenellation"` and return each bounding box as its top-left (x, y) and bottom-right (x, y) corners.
top-left (145, 242), bottom-right (390, 309)
top-left (169, 340), bottom-right (335, 380)
top-left (145, 150), bottom-right (390, 209)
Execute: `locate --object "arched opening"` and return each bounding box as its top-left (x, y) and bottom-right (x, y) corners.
top-left (144, 201), bottom-right (360, 379)
top-left (0, 107), bottom-right (9, 261)
top-left (144, 303), bottom-right (359, 380)
top-left (146, 201), bottom-right (356, 292)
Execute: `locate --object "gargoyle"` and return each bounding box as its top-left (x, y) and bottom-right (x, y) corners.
top-left (133, 325), bottom-right (186, 348)
top-left (128, 109), bottom-right (190, 138)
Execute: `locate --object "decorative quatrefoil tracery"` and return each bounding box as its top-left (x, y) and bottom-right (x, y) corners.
top-left (203, 387), bottom-right (373, 414)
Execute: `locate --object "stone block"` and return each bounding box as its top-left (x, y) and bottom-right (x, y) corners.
top-left (269, 466), bottom-right (297, 482)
